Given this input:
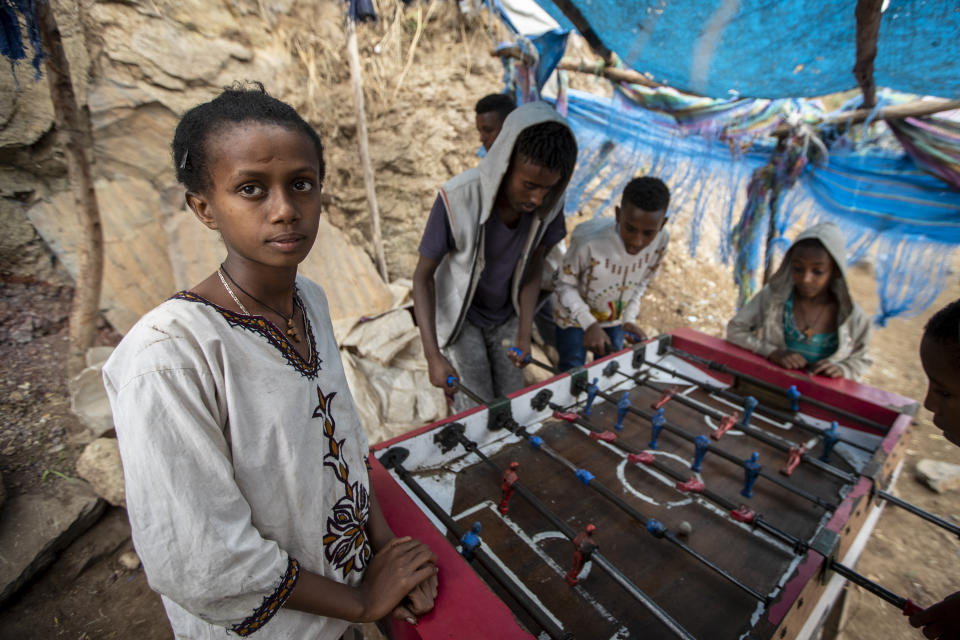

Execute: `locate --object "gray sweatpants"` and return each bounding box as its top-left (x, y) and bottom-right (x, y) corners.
top-left (444, 315), bottom-right (525, 413)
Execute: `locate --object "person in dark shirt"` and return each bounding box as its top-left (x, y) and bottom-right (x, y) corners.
top-left (910, 298), bottom-right (960, 640)
top-left (475, 93), bottom-right (516, 152)
top-left (412, 102), bottom-right (577, 412)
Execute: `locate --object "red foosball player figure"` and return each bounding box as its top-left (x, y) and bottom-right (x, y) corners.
top-left (499, 461), bottom-right (520, 514)
top-left (564, 524), bottom-right (598, 586)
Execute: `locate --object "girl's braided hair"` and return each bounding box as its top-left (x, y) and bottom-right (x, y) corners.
top-left (172, 81), bottom-right (324, 193)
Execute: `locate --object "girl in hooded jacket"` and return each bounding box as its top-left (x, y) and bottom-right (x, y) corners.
top-left (726, 222), bottom-right (872, 380)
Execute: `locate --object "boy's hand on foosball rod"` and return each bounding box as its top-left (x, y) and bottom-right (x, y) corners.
top-left (426, 354), bottom-right (459, 399)
top-left (623, 323), bottom-right (647, 344)
top-left (359, 536), bottom-right (438, 624)
top-left (508, 337), bottom-right (532, 368)
top-left (769, 349), bottom-right (807, 370)
top-left (910, 590), bottom-right (960, 639)
top-left (584, 323), bottom-right (612, 356)
top-left (808, 359), bottom-right (842, 378)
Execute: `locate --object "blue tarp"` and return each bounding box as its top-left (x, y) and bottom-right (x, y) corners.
top-left (534, 0), bottom-right (960, 99)
top-left (553, 88), bottom-right (960, 322)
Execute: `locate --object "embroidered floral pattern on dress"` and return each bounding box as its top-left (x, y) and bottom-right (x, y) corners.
top-left (171, 291), bottom-right (321, 378)
top-left (313, 386), bottom-right (371, 578)
top-left (231, 557), bottom-right (300, 636)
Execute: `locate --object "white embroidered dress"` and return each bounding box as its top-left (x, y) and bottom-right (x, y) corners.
top-left (103, 277), bottom-right (371, 639)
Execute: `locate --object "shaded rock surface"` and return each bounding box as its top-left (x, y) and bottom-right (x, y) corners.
top-left (0, 480), bottom-right (104, 605)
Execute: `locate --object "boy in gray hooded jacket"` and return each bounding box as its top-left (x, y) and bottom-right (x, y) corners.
top-left (726, 222), bottom-right (872, 380)
top-left (412, 102), bottom-right (577, 411)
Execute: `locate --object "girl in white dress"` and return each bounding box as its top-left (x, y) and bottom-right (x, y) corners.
top-left (103, 83), bottom-right (437, 639)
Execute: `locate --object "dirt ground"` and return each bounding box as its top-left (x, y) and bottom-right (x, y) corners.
top-left (1, 3), bottom-right (959, 639)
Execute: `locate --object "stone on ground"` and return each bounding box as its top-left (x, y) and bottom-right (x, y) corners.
top-left (118, 551), bottom-right (141, 570)
top-left (68, 362), bottom-right (114, 437)
top-left (0, 481), bottom-right (104, 605)
top-left (76, 438), bottom-right (126, 507)
top-left (916, 458), bottom-right (960, 494)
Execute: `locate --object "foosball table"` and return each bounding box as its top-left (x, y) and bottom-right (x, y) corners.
top-left (369, 329), bottom-right (952, 639)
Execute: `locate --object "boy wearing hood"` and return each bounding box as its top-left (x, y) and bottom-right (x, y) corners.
top-left (726, 222), bottom-right (871, 380)
top-left (413, 102), bottom-right (577, 411)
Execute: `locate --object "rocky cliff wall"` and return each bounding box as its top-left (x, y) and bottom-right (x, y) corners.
top-left (1, 0), bottom-right (503, 331)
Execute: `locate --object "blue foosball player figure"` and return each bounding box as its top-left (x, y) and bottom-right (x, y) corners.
top-left (584, 377), bottom-right (600, 416)
top-left (614, 391), bottom-right (630, 431)
top-left (691, 435), bottom-right (710, 472)
top-left (649, 407), bottom-right (666, 449)
top-left (742, 396), bottom-right (758, 427)
top-left (820, 421), bottom-right (839, 462)
top-left (741, 452), bottom-right (761, 498)
top-left (787, 385), bottom-right (801, 412)
top-left (460, 521), bottom-right (482, 563)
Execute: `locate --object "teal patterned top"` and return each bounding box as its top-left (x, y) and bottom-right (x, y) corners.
top-left (783, 293), bottom-right (838, 363)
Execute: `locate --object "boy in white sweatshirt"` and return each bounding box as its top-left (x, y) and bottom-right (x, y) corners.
top-left (554, 177), bottom-right (670, 370)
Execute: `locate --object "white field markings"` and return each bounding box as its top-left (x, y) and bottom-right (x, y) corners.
top-left (675, 385), bottom-right (747, 439)
top-left (702, 391), bottom-right (879, 472)
top-left (740, 506), bottom-right (837, 638)
top-left (703, 391), bottom-right (794, 431)
top-left (584, 424), bottom-right (795, 554)
top-left (453, 500), bottom-right (630, 639)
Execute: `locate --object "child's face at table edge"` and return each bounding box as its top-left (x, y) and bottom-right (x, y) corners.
top-left (789, 244), bottom-right (834, 301)
top-left (920, 335), bottom-right (960, 447)
top-left (187, 121), bottom-right (323, 269)
top-left (615, 203), bottom-right (667, 255)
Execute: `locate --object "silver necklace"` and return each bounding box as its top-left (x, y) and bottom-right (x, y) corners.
top-left (217, 268), bottom-right (251, 315)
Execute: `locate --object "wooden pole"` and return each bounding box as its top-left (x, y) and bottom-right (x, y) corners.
top-left (495, 47), bottom-right (662, 89)
top-left (770, 97), bottom-right (960, 137)
top-left (346, 16), bottom-right (389, 283)
top-left (37, 0), bottom-right (103, 377)
top-left (853, 0), bottom-right (883, 109)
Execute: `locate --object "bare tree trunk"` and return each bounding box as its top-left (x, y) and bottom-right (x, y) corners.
top-left (37, 0), bottom-right (103, 377)
top-left (346, 17), bottom-right (389, 283)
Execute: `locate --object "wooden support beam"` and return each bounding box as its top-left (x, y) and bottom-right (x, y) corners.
top-left (853, 0), bottom-right (884, 109)
top-left (346, 17), bottom-right (389, 283)
top-left (38, 0), bottom-right (104, 376)
top-left (545, 0), bottom-right (612, 63)
top-left (494, 47), bottom-right (661, 89)
top-left (770, 97), bottom-right (960, 137)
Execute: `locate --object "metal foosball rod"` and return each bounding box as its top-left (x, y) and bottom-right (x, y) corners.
top-left (666, 346), bottom-right (891, 434)
top-left (641, 359), bottom-right (874, 454)
top-left (378, 447), bottom-right (575, 640)
top-left (571, 375), bottom-right (839, 512)
top-left (489, 421), bottom-right (770, 604)
top-left (446, 375), bottom-right (771, 605)
top-left (549, 403), bottom-right (927, 620)
top-left (512, 353), bottom-right (836, 511)
top-left (433, 423), bottom-right (698, 639)
top-left (446, 375), bottom-right (488, 406)
top-left (626, 371), bottom-right (859, 484)
top-left (548, 403), bottom-right (805, 553)
top-left (620, 364), bottom-right (960, 540)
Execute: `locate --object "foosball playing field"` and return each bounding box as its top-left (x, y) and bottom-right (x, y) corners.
top-left (370, 330), bottom-right (949, 639)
